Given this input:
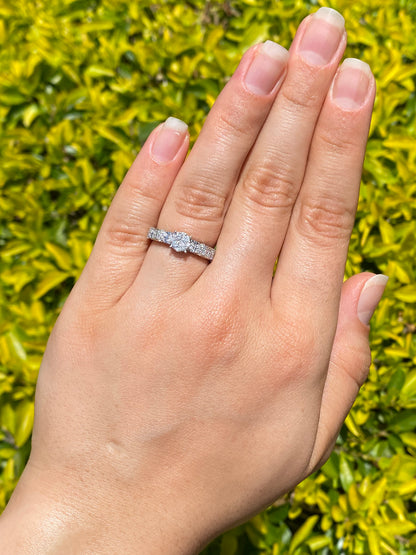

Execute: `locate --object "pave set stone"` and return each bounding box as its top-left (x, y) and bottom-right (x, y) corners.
top-left (147, 227), bottom-right (215, 261)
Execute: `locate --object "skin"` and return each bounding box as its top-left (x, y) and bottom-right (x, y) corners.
top-left (0, 9), bottom-right (380, 555)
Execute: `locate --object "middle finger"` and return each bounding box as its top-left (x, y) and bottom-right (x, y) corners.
top-left (141, 40), bottom-right (289, 290)
top-left (214, 8), bottom-right (346, 285)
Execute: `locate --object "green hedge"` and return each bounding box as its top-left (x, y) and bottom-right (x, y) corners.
top-left (1, 0), bottom-right (416, 553)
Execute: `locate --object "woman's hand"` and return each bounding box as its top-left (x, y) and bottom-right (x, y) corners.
top-left (0, 8), bottom-right (384, 554)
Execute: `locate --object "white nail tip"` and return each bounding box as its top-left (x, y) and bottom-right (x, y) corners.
top-left (341, 58), bottom-right (372, 76)
top-left (314, 7), bottom-right (345, 29)
top-left (357, 274), bottom-right (389, 325)
top-left (164, 117), bottom-right (188, 133)
top-left (361, 274), bottom-right (389, 292)
top-left (261, 40), bottom-right (289, 61)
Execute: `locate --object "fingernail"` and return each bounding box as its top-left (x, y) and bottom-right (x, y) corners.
top-left (298, 7), bottom-right (345, 66)
top-left (332, 58), bottom-right (372, 110)
top-left (151, 117), bottom-right (188, 163)
top-left (244, 41), bottom-right (289, 95)
top-left (357, 274), bottom-right (389, 325)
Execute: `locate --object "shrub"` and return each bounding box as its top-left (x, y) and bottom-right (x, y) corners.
top-left (0, 0), bottom-right (415, 553)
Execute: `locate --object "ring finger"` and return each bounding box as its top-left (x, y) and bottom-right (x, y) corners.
top-left (140, 40), bottom-right (289, 291)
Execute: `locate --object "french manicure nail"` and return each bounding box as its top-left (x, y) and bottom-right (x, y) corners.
top-left (298, 7), bottom-right (345, 66)
top-left (151, 117), bottom-right (188, 163)
top-left (244, 41), bottom-right (289, 95)
top-left (332, 58), bottom-right (372, 110)
top-left (357, 274), bottom-right (389, 325)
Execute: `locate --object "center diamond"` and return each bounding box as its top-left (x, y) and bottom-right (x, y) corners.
top-left (169, 231), bottom-right (191, 253)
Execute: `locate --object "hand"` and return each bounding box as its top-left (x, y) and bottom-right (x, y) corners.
top-left (0, 7), bottom-right (384, 554)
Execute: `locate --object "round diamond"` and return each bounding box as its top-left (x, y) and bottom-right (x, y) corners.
top-left (170, 231), bottom-right (191, 253)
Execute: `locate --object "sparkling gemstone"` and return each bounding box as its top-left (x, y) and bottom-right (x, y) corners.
top-left (159, 230), bottom-right (170, 242)
top-left (170, 231), bottom-right (191, 253)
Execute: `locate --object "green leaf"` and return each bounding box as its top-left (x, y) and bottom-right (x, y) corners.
top-left (398, 479), bottom-right (416, 496)
top-left (0, 444), bottom-right (16, 459)
top-left (401, 369), bottom-right (416, 397)
top-left (22, 104), bottom-right (41, 127)
top-left (0, 403), bottom-right (16, 436)
top-left (289, 515), bottom-right (319, 554)
top-left (387, 369), bottom-right (406, 394)
top-left (45, 242), bottom-right (73, 271)
top-left (394, 284), bottom-right (416, 303)
top-left (362, 478), bottom-right (387, 508)
top-left (339, 453), bottom-right (354, 492)
top-left (220, 533), bottom-right (238, 555)
top-left (93, 124), bottom-right (131, 150)
top-left (400, 433), bottom-right (416, 449)
top-left (389, 410), bottom-right (416, 433)
top-left (6, 330), bottom-right (27, 361)
top-left (14, 400), bottom-right (34, 447)
top-left (85, 65), bottom-right (115, 79)
top-left (0, 91), bottom-right (27, 105)
top-left (367, 529), bottom-right (381, 555)
top-left (378, 218), bottom-right (395, 244)
top-left (378, 520), bottom-right (416, 539)
top-left (306, 535), bottom-right (331, 551)
top-left (33, 270), bottom-right (70, 299)
top-left (347, 483), bottom-right (361, 511)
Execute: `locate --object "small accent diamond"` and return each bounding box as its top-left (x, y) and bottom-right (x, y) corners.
top-left (159, 230), bottom-right (170, 242)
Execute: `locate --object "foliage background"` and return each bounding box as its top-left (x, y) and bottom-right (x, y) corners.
top-left (0, 0), bottom-right (416, 553)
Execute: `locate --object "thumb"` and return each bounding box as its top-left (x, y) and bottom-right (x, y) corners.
top-left (308, 272), bottom-right (388, 473)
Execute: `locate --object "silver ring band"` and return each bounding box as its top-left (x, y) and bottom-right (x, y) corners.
top-left (147, 227), bottom-right (215, 261)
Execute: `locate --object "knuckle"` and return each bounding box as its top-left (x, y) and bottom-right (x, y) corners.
top-left (333, 344), bottom-right (372, 390)
top-left (102, 175), bottom-right (162, 253)
top-left (192, 296), bottom-right (244, 363)
top-left (216, 103), bottom-right (253, 141)
top-left (174, 176), bottom-right (227, 224)
top-left (267, 316), bottom-right (320, 384)
top-left (241, 162), bottom-right (298, 212)
top-left (355, 350), bottom-right (372, 388)
top-left (281, 80), bottom-right (322, 111)
top-left (285, 331), bottom-right (318, 377)
top-left (296, 195), bottom-right (355, 243)
top-left (52, 300), bottom-right (107, 357)
top-left (136, 311), bottom-right (169, 353)
top-left (317, 125), bottom-right (360, 156)
top-left (103, 212), bottom-right (142, 253)
top-left (123, 173), bottom-right (161, 202)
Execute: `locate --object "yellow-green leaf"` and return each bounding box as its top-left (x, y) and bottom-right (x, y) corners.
top-left (306, 535), bottom-right (331, 551)
top-left (368, 529), bottom-right (381, 555)
top-left (22, 104), bottom-right (41, 128)
top-left (45, 242), bottom-right (73, 271)
top-left (33, 270), bottom-right (70, 299)
top-left (14, 400), bottom-right (34, 447)
top-left (379, 520), bottom-right (416, 539)
top-left (394, 285), bottom-right (416, 303)
top-left (289, 515), bottom-right (319, 554)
